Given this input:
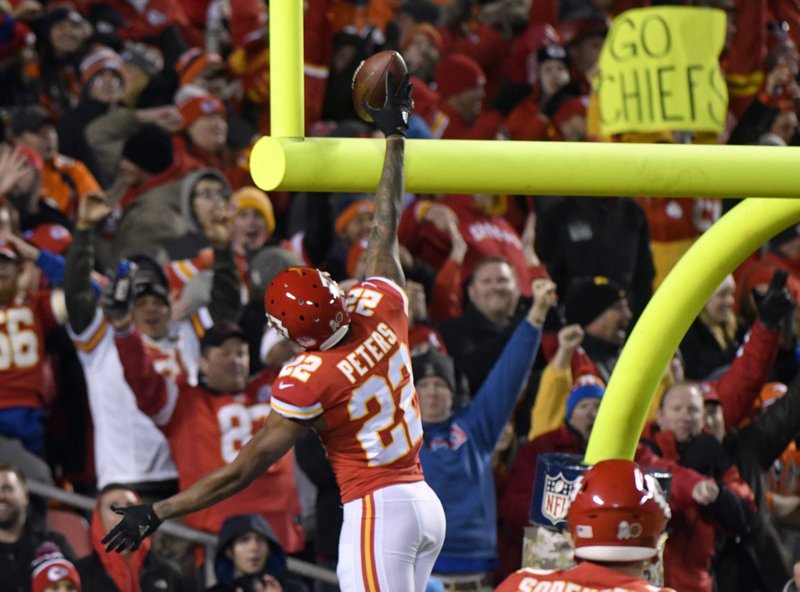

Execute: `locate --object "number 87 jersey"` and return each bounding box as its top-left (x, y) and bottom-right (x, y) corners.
top-left (270, 277), bottom-right (424, 503)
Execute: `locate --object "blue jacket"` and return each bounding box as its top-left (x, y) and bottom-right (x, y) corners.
top-left (421, 319), bottom-right (541, 573)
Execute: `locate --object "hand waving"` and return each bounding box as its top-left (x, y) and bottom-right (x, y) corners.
top-left (102, 504), bottom-right (162, 553)
top-left (365, 72), bottom-right (414, 137)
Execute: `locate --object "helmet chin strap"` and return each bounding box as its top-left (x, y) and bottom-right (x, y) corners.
top-left (319, 324), bottom-right (350, 351)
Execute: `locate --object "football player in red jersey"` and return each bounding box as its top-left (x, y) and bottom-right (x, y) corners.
top-left (496, 459), bottom-right (676, 592)
top-left (103, 74), bottom-right (447, 591)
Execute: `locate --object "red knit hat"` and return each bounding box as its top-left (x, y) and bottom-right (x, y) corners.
top-left (80, 46), bottom-right (125, 86)
top-left (31, 546), bottom-right (81, 592)
top-left (434, 53), bottom-right (485, 100)
top-left (175, 86), bottom-right (225, 129)
top-left (175, 47), bottom-right (226, 86)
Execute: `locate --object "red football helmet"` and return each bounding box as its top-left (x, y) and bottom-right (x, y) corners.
top-left (567, 459), bottom-right (670, 562)
top-left (264, 267), bottom-right (351, 351)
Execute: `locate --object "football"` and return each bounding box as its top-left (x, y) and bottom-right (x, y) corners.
top-left (352, 50), bottom-right (408, 123)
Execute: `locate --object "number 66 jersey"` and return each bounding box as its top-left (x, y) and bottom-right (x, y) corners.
top-left (270, 277), bottom-right (424, 503)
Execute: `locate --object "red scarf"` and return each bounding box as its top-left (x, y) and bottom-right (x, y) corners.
top-left (90, 503), bottom-right (151, 592)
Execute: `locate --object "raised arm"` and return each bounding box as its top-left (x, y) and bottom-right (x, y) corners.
top-left (363, 73), bottom-right (414, 287)
top-left (202, 208), bottom-right (243, 324)
top-left (64, 193), bottom-right (112, 334)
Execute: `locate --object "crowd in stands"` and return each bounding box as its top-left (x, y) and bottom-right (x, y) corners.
top-left (2, 0), bottom-right (800, 590)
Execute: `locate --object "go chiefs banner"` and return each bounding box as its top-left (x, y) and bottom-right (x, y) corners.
top-left (597, 6), bottom-right (729, 136)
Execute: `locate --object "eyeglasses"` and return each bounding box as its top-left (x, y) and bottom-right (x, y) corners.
top-left (193, 188), bottom-right (227, 199)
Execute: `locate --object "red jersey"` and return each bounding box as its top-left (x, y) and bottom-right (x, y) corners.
top-left (496, 564), bottom-right (675, 592)
top-left (115, 329), bottom-right (305, 552)
top-left (0, 291), bottom-right (65, 409)
top-left (270, 277), bottom-right (424, 503)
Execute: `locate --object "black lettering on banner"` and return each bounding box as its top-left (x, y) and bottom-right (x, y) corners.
top-left (657, 65), bottom-right (681, 122)
top-left (608, 17), bottom-right (637, 61)
top-left (597, 74), bottom-right (620, 125)
top-left (620, 70), bottom-right (643, 122)
top-left (644, 69), bottom-right (655, 121)
top-left (707, 67), bottom-right (727, 125)
top-left (641, 14), bottom-right (672, 58)
top-left (686, 64), bottom-right (703, 121)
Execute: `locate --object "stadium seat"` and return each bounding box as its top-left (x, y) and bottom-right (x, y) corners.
top-left (47, 508), bottom-right (92, 558)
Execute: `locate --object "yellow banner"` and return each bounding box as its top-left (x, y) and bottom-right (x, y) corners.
top-left (597, 7), bottom-right (728, 136)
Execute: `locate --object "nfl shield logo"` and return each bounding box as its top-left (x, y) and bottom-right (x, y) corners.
top-left (541, 472), bottom-right (580, 524)
top-left (529, 453), bottom-right (588, 529)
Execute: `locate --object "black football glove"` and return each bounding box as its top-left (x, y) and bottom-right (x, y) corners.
top-left (365, 71), bottom-right (414, 137)
top-left (754, 268), bottom-right (795, 329)
top-left (102, 504), bottom-right (162, 552)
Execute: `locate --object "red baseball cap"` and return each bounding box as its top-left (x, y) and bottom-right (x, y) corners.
top-left (24, 224), bottom-right (73, 255)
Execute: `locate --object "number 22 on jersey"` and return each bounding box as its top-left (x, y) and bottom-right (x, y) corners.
top-left (348, 344), bottom-right (422, 467)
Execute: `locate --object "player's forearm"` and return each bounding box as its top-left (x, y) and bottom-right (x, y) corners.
top-left (153, 435), bottom-right (282, 521)
top-left (153, 464), bottom-right (250, 521)
top-left (364, 136), bottom-right (405, 283)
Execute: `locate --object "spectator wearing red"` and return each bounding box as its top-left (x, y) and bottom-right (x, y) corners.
top-left (549, 95), bottom-right (588, 141)
top-left (399, 195), bottom-right (546, 300)
top-left (432, 53), bottom-right (504, 139)
top-left (75, 484), bottom-right (184, 591)
top-left (84, 0), bottom-right (192, 65)
top-left (437, 4), bottom-right (510, 102)
top-left (0, 239), bottom-right (66, 454)
top-left (112, 321), bottom-right (306, 552)
top-left (501, 23), bottom-right (562, 90)
top-left (641, 382), bottom-right (756, 592)
top-left (174, 85), bottom-right (233, 177)
top-left (559, 18), bottom-right (609, 94)
top-left (505, 44), bottom-right (573, 141)
top-left (227, 0), bottom-right (272, 130)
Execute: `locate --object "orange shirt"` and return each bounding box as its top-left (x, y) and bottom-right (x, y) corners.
top-left (40, 155), bottom-right (100, 219)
